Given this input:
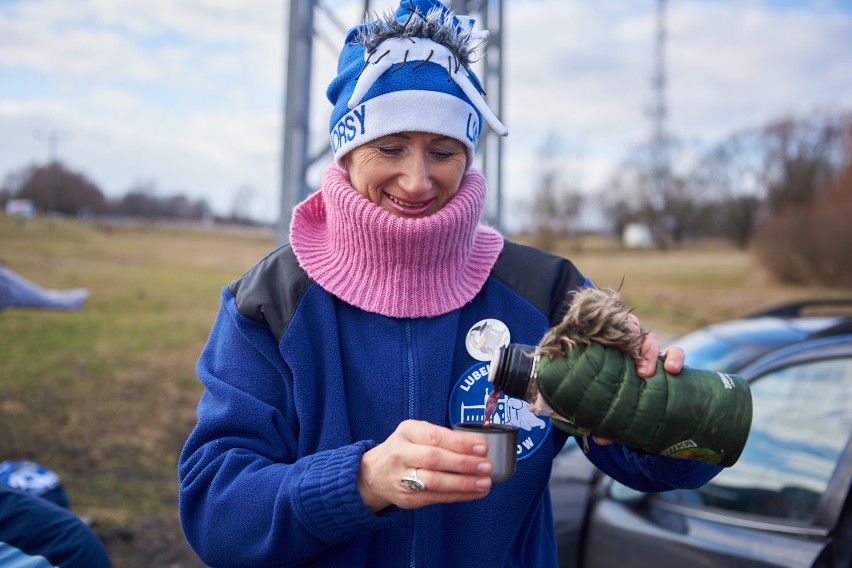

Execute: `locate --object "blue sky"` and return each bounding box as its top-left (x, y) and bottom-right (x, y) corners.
top-left (1, 0), bottom-right (850, 229)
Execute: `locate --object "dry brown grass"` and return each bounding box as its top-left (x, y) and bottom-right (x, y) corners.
top-left (541, 235), bottom-right (850, 338)
top-left (1, 216), bottom-right (274, 567)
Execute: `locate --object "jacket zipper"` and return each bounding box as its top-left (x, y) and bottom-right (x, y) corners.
top-left (405, 321), bottom-right (417, 568)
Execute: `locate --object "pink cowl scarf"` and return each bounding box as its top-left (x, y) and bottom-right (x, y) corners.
top-left (289, 163), bottom-right (504, 318)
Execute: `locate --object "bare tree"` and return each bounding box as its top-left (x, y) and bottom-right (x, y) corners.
top-left (13, 162), bottom-right (107, 215)
top-left (604, 139), bottom-right (697, 249)
top-left (230, 184), bottom-right (256, 223)
top-left (601, 168), bottom-right (642, 241)
top-left (752, 113), bottom-right (852, 287)
top-left (759, 113), bottom-right (847, 213)
top-left (112, 181), bottom-right (209, 220)
top-left (529, 133), bottom-right (583, 251)
top-left (689, 139), bottom-right (763, 248)
top-left (685, 109), bottom-right (850, 249)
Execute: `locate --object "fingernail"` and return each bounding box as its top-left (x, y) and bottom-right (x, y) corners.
top-left (477, 462), bottom-right (492, 474)
top-left (475, 477), bottom-right (491, 490)
top-left (473, 444), bottom-right (487, 455)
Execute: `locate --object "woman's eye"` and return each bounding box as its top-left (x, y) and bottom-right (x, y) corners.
top-left (377, 146), bottom-right (403, 156)
top-left (430, 150), bottom-right (457, 161)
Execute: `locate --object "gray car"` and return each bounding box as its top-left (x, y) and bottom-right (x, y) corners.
top-left (550, 300), bottom-right (852, 568)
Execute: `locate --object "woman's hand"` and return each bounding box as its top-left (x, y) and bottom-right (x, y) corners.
top-left (357, 420), bottom-right (493, 512)
top-left (627, 313), bottom-right (685, 377)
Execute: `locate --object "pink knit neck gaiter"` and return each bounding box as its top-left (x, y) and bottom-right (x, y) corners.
top-left (289, 163), bottom-right (504, 318)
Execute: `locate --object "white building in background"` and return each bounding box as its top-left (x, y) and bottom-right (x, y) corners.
top-left (623, 223), bottom-right (653, 248)
top-left (5, 199), bottom-right (35, 218)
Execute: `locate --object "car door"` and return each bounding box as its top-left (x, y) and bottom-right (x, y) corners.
top-left (581, 336), bottom-right (852, 568)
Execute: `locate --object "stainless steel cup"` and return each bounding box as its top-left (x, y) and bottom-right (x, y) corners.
top-left (453, 423), bottom-right (519, 483)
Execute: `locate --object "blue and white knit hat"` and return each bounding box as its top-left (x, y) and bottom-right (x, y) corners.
top-left (326, 0), bottom-right (508, 167)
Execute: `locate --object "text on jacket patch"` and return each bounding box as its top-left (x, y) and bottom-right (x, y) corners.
top-left (459, 366), bottom-right (488, 392)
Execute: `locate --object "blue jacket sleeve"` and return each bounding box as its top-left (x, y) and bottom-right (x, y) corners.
top-left (583, 438), bottom-right (722, 492)
top-left (0, 483), bottom-right (111, 568)
top-left (177, 289), bottom-right (398, 568)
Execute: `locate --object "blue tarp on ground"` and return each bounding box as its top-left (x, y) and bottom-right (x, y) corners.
top-left (0, 265), bottom-right (88, 311)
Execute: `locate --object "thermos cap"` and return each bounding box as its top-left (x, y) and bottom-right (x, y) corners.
top-left (489, 344), bottom-right (538, 399)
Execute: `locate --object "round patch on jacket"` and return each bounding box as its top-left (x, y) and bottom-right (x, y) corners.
top-left (465, 318), bottom-right (510, 361)
top-left (448, 362), bottom-right (551, 461)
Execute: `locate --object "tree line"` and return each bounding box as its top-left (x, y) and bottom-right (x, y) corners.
top-left (0, 163), bottom-right (224, 223)
top-left (3, 109), bottom-right (850, 286)
top-left (530, 108), bottom-right (852, 287)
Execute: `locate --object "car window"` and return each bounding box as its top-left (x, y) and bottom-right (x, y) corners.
top-left (659, 356), bottom-right (852, 522)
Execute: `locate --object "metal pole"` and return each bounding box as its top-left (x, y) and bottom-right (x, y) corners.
top-left (479, 1), bottom-right (491, 225)
top-left (277, 0), bottom-right (316, 247)
top-left (494, 0), bottom-right (504, 232)
top-left (449, 0), bottom-right (504, 232)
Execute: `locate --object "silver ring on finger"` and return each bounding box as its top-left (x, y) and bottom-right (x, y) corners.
top-left (400, 469), bottom-right (426, 492)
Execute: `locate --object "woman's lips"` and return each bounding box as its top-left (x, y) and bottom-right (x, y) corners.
top-left (384, 193), bottom-right (434, 216)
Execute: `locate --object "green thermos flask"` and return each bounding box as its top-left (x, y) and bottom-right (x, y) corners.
top-left (489, 342), bottom-right (753, 467)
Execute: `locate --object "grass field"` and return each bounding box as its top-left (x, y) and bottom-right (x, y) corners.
top-left (0, 215), bottom-right (847, 566)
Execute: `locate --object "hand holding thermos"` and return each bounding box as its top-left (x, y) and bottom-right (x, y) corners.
top-left (489, 287), bottom-right (753, 467)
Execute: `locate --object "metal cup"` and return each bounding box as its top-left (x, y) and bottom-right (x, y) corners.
top-left (453, 422), bottom-right (519, 483)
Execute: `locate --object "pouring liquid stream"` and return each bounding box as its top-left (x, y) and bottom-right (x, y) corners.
top-left (483, 389), bottom-right (500, 427)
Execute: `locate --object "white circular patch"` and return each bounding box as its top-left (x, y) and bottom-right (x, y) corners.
top-left (465, 318), bottom-right (510, 361)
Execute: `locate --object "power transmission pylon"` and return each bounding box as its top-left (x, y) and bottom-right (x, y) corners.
top-left (650, 0), bottom-right (669, 202)
top-left (33, 128), bottom-right (71, 164)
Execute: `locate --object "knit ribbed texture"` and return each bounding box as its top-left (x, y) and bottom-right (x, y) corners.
top-left (289, 163), bottom-right (504, 318)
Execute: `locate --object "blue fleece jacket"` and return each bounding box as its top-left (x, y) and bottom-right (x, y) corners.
top-left (178, 242), bottom-right (720, 567)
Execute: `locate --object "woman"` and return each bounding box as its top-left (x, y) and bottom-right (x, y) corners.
top-left (178, 1), bottom-right (721, 566)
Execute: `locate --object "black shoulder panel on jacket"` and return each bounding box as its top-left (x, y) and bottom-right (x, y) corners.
top-left (228, 245), bottom-right (313, 341)
top-left (491, 240), bottom-right (587, 327)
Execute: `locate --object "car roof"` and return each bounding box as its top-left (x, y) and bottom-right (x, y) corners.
top-left (737, 332), bottom-right (852, 380)
top-left (747, 298), bottom-right (852, 318)
top-left (672, 298), bottom-right (852, 373)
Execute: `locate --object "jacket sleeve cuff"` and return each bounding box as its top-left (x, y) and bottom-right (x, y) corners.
top-left (584, 438), bottom-right (722, 492)
top-left (626, 449), bottom-right (723, 490)
top-left (293, 440), bottom-right (399, 541)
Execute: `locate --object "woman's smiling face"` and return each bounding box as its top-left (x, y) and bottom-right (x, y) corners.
top-left (343, 131), bottom-right (468, 218)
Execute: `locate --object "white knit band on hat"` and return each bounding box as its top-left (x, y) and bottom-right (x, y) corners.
top-left (330, 90), bottom-right (484, 163)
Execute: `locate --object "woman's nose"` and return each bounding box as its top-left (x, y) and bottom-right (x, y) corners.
top-left (397, 155), bottom-right (431, 195)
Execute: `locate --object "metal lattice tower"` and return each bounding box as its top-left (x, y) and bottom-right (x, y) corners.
top-left (650, 0), bottom-right (669, 193)
top-left (277, 0), bottom-right (505, 246)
